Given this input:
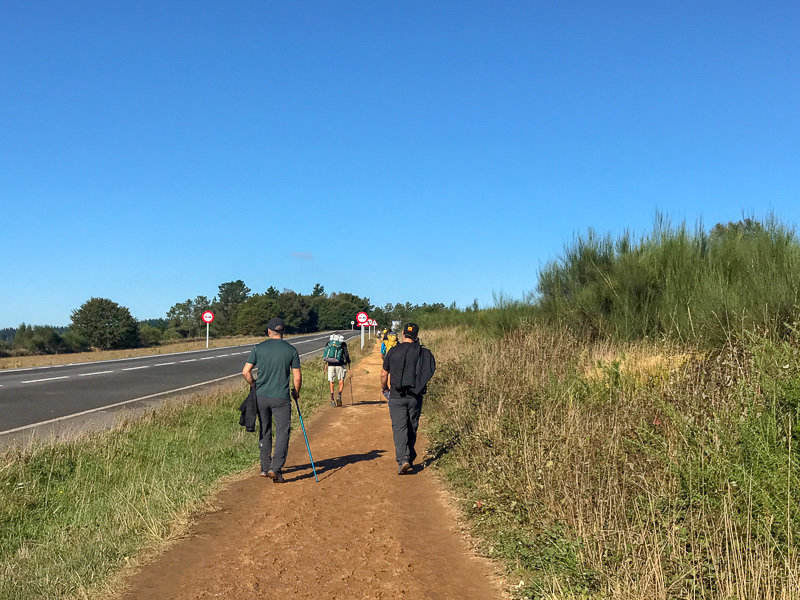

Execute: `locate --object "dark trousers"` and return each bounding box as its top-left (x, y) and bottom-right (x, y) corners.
top-left (388, 394), bottom-right (423, 466)
top-left (257, 397), bottom-right (292, 473)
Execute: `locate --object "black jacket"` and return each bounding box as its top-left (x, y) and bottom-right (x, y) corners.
top-left (384, 341), bottom-right (436, 396)
top-left (238, 385), bottom-right (258, 432)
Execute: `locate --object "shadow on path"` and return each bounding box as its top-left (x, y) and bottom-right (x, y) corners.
top-left (283, 449), bottom-right (386, 482)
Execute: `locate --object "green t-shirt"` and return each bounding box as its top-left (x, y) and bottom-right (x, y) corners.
top-left (246, 339), bottom-right (301, 400)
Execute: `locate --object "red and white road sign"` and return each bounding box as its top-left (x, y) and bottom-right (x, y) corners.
top-left (201, 310), bottom-right (215, 323)
top-left (356, 312), bottom-right (369, 325)
top-left (368, 319), bottom-right (376, 326)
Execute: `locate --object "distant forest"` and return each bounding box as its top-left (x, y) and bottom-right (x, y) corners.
top-left (1, 282), bottom-right (460, 357)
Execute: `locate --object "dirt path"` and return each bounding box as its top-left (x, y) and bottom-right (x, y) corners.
top-left (118, 348), bottom-right (504, 600)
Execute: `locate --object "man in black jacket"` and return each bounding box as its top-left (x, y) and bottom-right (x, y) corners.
top-left (380, 322), bottom-right (435, 475)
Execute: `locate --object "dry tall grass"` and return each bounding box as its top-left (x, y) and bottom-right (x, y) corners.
top-left (423, 326), bottom-right (799, 599)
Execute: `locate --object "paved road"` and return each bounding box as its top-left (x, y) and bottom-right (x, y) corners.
top-left (0, 331), bottom-right (360, 440)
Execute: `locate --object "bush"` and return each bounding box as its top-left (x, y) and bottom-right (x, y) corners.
top-left (537, 216), bottom-right (800, 347)
top-left (139, 324), bottom-right (163, 347)
top-left (71, 298), bottom-right (140, 350)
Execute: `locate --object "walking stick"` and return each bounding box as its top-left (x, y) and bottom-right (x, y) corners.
top-left (349, 369), bottom-right (354, 405)
top-left (293, 395), bottom-right (319, 483)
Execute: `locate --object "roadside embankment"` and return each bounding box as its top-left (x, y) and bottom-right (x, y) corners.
top-left (422, 326), bottom-right (800, 599)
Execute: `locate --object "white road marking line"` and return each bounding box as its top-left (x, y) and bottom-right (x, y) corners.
top-left (122, 366), bottom-right (150, 371)
top-left (78, 371), bottom-right (114, 377)
top-left (292, 335), bottom-right (336, 345)
top-left (0, 332), bottom-right (340, 375)
top-left (0, 338), bottom-right (346, 437)
top-left (153, 362), bottom-right (175, 366)
top-left (218, 354), bottom-right (230, 357)
top-left (180, 359), bottom-right (197, 363)
top-left (21, 376), bottom-right (70, 384)
top-left (0, 374), bottom-right (243, 437)
top-left (199, 356), bottom-right (215, 360)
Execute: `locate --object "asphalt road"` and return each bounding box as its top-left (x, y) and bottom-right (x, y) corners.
top-left (0, 331), bottom-right (361, 442)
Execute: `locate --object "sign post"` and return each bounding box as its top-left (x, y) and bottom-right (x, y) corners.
top-left (201, 310), bottom-right (215, 348)
top-left (350, 320), bottom-right (355, 330)
top-left (356, 311), bottom-right (369, 349)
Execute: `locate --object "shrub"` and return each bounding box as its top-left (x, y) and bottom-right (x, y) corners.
top-left (71, 298), bottom-right (140, 350)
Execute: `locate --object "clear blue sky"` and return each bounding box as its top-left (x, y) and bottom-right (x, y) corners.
top-left (2, 1), bottom-right (799, 328)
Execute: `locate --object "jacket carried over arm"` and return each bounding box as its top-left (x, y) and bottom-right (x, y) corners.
top-left (238, 385), bottom-right (258, 432)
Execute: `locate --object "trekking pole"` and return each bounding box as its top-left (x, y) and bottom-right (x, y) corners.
top-left (349, 369), bottom-right (354, 405)
top-left (293, 395), bottom-right (319, 483)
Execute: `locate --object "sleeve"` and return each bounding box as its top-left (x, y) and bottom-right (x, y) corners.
top-left (246, 346), bottom-right (257, 365)
top-left (291, 347), bottom-right (300, 368)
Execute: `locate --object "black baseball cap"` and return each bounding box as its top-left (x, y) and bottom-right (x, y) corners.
top-left (403, 322), bottom-right (419, 340)
top-left (265, 317), bottom-right (285, 334)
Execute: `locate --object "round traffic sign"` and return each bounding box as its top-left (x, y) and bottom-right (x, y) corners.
top-left (356, 312), bottom-right (369, 324)
top-left (201, 310), bottom-right (215, 323)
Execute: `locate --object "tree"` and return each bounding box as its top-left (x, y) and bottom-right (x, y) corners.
top-left (166, 299), bottom-right (196, 338)
top-left (165, 296), bottom-right (213, 338)
top-left (71, 298), bottom-right (140, 350)
top-left (235, 295), bottom-right (278, 335)
top-left (213, 280), bottom-right (251, 335)
top-left (311, 283), bottom-right (325, 297)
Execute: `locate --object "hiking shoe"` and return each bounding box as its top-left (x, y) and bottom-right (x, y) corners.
top-left (336, 395), bottom-right (343, 407)
top-left (398, 462), bottom-right (412, 475)
top-left (330, 394), bottom-right (336, 407)
top-left (260, 471), bottom-right (269, 478)
top-left (272, 471), bottom-right (286, 483)
top-left (265, 470), bottom-right (276, 479)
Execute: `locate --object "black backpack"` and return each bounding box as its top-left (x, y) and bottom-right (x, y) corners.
top-left (395, 341), bottom-right (436, 396)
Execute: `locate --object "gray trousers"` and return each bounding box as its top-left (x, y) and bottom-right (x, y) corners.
top-left (388, 394), bottom-right (423, 466)
top-left (257, 397), bottom-right (292, 473)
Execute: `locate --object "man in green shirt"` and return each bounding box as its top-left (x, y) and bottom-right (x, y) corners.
top-left (242, 317), bottom-right (302, 483)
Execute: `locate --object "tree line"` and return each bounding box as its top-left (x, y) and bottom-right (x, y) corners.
top-left (1, 281), bottom-right (457, 357)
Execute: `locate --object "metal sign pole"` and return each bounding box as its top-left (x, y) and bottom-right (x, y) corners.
top-left (361, 324), bottom-right (365, 349)
top-left (206, 322), bottom-right (209, 348)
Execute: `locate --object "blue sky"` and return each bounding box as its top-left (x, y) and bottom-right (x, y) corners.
top-left (2, 1), bottom-right (799, 328)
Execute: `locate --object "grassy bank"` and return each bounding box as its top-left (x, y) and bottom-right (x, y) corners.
top-left (422, 326), bottom-right (799, 599)
top-left (0, 338), bottom-right (372, 600)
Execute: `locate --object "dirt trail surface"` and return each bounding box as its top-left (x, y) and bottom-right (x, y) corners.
top-left (118, 348), bottom-right (504, 600)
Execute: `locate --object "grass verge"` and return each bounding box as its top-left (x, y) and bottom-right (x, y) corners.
top-left (0, 338), bottom-right (372, 600)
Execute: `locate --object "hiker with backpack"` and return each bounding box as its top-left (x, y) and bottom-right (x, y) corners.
top-left (322, 333), bottom-right (351, 407)
top-left (381, 330), bottom-right (398, 357)
top-left (380, 323), bottom-right (436, 475)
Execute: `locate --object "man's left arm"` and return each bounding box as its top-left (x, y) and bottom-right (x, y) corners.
top-left (380, 368), bottom-right (389, 392)
top-left (380, 350), bottom-right (390, 392)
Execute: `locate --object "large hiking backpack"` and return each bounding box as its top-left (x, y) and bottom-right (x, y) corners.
top-left (322, 339), bottom-right (344, 364)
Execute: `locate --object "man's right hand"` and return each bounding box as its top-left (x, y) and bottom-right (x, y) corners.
top-left (291, 389), bottom-right (299, 401)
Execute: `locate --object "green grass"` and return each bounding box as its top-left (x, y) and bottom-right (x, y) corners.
top-left (0, 339), bottom-right (372, 600)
